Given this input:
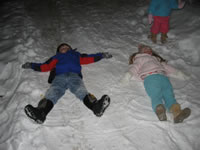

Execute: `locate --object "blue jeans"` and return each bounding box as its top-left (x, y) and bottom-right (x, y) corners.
top-left (45, 72), bottom-right (88, 104)
top-left (144, 74), bottom-right (176, 112)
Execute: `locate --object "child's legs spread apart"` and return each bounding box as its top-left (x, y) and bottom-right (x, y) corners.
top-left (160, 16), bottom-right (170, 34)
top-left (160, 75), bottom-right (176, 111)
top-left (151, 16), bottom-right (162, 34)
top-left (67, 72), bottom-right (88, 101)
top-left (45, 74), bottom-right (69, 104)
top-left (144, 74), bottom-right (164, 112)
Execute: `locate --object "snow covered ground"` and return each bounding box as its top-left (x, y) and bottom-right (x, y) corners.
top-left (0, 0), bottom-right (200, 150)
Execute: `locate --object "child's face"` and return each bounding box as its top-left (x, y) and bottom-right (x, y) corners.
top-left (59, 45), bottom-right (71, 53)
top-left (138, 45), bottom-right (152, 55)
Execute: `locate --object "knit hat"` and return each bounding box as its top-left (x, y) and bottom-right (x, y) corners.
top-left (56, 43), bottom-right (72, 53)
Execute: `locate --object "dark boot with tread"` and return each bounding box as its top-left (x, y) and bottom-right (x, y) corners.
top-left (24, 98), bottom-right (53, 124)
top-left (83, 94), bottom-right (110, 117)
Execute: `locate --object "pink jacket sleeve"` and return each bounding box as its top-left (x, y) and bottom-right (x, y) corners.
top-left (128, 62), bottom-right (142, 80)
top-left (161, 62), bottom-right (177, 75)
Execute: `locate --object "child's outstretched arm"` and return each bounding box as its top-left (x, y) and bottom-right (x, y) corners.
top-left (169, 70), bottom-right (190, 80)
top-left (22, 57), bottom-right (58, 72)
top-left (120, 72), bottom-right (132, 85)
top-left (80, 52), bottom-right (112, 65)
top-left (162, 63), bottom-right (190, 80)
top-left (120, 62), bottom-right (141, 86)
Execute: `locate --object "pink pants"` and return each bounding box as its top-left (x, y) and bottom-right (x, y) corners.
top-left (151, 16), bottom-right (170, 34)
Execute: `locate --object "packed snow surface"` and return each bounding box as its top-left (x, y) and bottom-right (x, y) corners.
top-left (0, 0), bottom-right (200, 150)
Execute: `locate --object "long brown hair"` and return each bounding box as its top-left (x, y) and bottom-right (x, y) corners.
top-left (129, 52), bottom-right (139, 65)
top-left (152, 51), bottom-right (166, 63)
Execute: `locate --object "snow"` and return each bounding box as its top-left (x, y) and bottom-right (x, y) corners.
top-left (0, 0), bottom-right (200, 150)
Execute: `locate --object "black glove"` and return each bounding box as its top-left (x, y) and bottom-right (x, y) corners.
top-left (22, 62), bottom-right (32, 69)
top-left (102, 52), bottom-right (112, 59)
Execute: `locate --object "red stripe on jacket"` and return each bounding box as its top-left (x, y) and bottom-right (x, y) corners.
top-left (40, 59), bottom-right (58, 72)
top-left (80, 57), bottom-right (94, 65)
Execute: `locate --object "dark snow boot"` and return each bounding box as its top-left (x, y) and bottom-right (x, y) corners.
top-left (24, 98), bottom-right (54, 124)
top-left (93, 95), bottom-right (110, 117)
top-left (83, 94), bottom-right (110, 117)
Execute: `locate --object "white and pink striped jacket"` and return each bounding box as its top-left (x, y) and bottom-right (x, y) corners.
top-left (128, 53), bottom-right (177, 80)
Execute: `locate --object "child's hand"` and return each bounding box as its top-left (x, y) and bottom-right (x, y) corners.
top-left (178, 0), bottom-right (185, 9)
top-left (169, 70), bottom-right (190, 80)
top-left (102, 52), bottom-right (112, 59)
top-left (177, 71), bottom-right (190, 80)
top-left (120, 72), bottom-right (132, 86)
top-left (22, 62), bottom-right (32, 69)
top-left (148, 14), bottom-right (153, 24)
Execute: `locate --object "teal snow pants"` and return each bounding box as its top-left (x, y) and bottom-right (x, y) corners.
top-left (144, 74), bottom-right (176, 112)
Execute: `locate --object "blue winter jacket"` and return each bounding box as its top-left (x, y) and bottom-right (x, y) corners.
top-left (148, 0), bottom-right (178, 16)
top-left (31, 50), bottom-right (103, 78)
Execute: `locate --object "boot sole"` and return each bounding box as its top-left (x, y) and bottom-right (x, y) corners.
top-left (24, 105), bottom-right (44, 124)
top-left (174, 108), bottom-right (191, 123)
top-left (156, 104), bottom-right (167, 121)
top-left (95, 95), bottom-right (110, 117)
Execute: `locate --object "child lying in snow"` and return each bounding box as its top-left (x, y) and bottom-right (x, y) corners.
top-left (121, 44), bottom-right (191, 123)
top-left (22, 43), bottom-right (112, 124)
